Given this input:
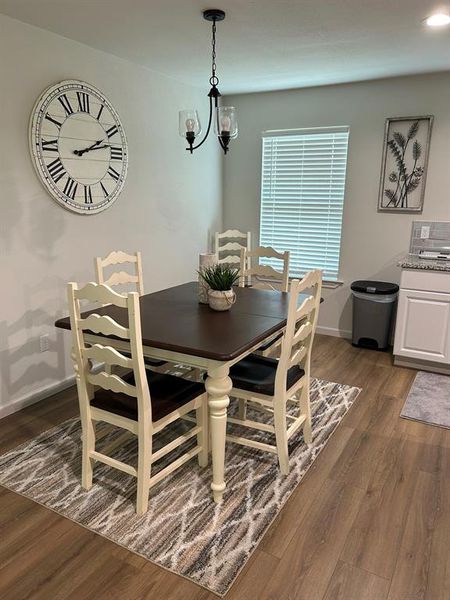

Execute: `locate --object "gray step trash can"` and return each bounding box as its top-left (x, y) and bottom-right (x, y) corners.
top-left (351, 280), bottom-right (399, 350)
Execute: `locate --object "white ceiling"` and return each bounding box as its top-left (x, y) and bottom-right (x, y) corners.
top-left (1, 0), bottom-right (450, 94)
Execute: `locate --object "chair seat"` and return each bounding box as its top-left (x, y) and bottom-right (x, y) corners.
top-left (91, 371), bottom-right (204, 423)
top-left (229, 353), bottom-right (304, 396)
top-left (257, 332), bottom-right (283, 353)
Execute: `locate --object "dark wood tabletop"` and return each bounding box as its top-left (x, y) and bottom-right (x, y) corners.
top-left (55, 281), bottom-right (315, 362)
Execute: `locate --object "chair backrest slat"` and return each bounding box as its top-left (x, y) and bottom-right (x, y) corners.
top-left (274, 270), bottom-right (322, 397)
top-left (81, 314), bottom-right (130, 339)
top-left (103, 271), bottom-right (140, 288)
top-left (239, 246), bottom-right (290, 292)
top-left (97, 250), bottom-right (138, 266)
top-left (95, 250), bottom-right (144, 296)
top-left (219, 241), bottom-right (246, 252)
top-left (292, 320), bottom-right (313, 345)
top-left (87, 371), bottom-right (137, 397)
top-left (244, 264), bottom-right (285, 280)
top-left (83, 343), bottom-right (133, 369)
top-left (215, 229), bottom-right (249, 241)
top-left (75, 281), bottom-right (128, 307)
top-left (220, 255), bottom-right (241, 264)
top-left (295, 296), bottom-right (316, 322)
top-left (288, 345), bottom-right (308, 369)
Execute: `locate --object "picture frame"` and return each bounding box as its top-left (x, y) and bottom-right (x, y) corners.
top-left (378, 115), bottom-right (433, 213)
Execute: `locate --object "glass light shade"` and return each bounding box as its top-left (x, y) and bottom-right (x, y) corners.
top-left (425, 12), bottom-right (450, 26)
top-left (178, 110), bottom-right (201, 137)
top-left (215, 106), bottom-right (238, 139)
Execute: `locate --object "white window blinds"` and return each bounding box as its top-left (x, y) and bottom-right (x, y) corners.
top-left (259, 127), bottom-right (349, 281)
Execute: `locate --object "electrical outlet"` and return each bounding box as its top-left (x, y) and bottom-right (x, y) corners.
top-left (420, 225), bottom-right (430, 239)
top-left (39, 334), bottom-right (50, 352)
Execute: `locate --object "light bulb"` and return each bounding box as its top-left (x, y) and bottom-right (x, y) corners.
top-left (185, 118), bottom-right (196, 132)
top-left (220, 115), bottom-right (231, 132)
top-left (425, 13), bottom-right (450, 26)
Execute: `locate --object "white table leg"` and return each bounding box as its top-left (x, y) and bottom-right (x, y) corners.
top-left (205, 364), bottom-right (232, 503)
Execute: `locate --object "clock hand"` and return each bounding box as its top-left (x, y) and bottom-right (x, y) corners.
top-left (73, 139), bottom-right (104, 156)
top-left (86, 144), bottom-right (111, 151)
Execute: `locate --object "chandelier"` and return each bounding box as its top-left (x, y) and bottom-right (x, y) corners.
top-left (179, 9), bottom-right (238, 155)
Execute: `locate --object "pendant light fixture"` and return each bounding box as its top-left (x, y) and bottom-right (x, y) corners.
top-left (179, 9), bottom-right (238, 155)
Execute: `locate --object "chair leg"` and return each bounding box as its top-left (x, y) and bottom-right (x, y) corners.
top-left (274, 403), bottom-right (289, 475)
top-left (238, 399), bottom-right (247, 420)
top-left (300, 378), bottom-right (312, 445)
top-left (196, 396), bottom-right (209, 467)
top-left (136, 432), bottom-right (152, 515)
top-left (81, 418), bottom-right (95, 490)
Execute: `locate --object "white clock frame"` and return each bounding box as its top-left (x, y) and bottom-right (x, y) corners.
top-left (29, 80), bottom-right (128, 215)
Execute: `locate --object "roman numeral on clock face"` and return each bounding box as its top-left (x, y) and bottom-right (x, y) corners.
top-left (108, 166), bottom-right (120, 182)
top-left (100, 181), bottom-right (109, 197)
top-left (110, 146), bottom-right (123, 160)
top-left (41, 139), bottom-right (59, 153)
top-left (106, 125), bottom-right (118, 139)
top-left (46, 158), bottom-right (66, 183)
top-left (84, 185), bottom-right (93, 204)
top-left (77, 92), bottom-right (90, 113)
top-left (45, 114), bottom-right (63, 129)
top-left (58, 94), bottom-right (74, 117)
top-left (63, 177), bottom-right (78, 200)
top-left (96, 104), bottom-right (104, 121)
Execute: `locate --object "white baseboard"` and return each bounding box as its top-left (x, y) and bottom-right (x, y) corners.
top-left (394, 356), bottom-right (450, 375)
top-left (316, 325), bottom-right (352, 339)
top-left (0, 375), bottom-right (76, 420)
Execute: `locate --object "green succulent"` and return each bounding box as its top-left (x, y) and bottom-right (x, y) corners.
top-left (199, 264), bottom-right (240, 291)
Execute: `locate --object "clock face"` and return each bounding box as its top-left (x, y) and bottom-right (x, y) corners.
top-left (29, 80), bottom-right (128, 214)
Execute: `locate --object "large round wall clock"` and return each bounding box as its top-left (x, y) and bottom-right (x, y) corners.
top-left (29, 80), bottom-right (128, 214)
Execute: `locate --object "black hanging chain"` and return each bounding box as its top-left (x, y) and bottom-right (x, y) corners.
top-left (210, 19), bottom-right (219, 87)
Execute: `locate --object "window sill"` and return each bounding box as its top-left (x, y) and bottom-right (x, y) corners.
top-left (251, 277), bottom-right (344, 289)
top-left (288, 277), bottom-right (343, 289)
top-left (321, 280), bottom-right (344, 289)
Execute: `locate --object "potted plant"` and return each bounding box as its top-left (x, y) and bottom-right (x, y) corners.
top-left (198, 264), bottom-right (240, 311)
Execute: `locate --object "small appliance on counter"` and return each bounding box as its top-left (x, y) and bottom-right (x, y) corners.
top-left (398, 221), bottom-right (450, 271)
top-left (394, 221), bottom-right (450, 374)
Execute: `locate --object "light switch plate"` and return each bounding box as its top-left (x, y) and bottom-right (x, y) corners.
top-left (39, 334), bottom-right (50, 352)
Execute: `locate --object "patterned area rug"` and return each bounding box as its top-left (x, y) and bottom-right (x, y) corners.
top-left (0, 378), bottom-right (360, 596)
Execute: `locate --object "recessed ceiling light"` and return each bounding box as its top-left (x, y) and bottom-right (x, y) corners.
top-left (424, 13), bottom-right (450, 27)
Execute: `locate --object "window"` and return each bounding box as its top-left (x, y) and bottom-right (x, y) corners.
top-left (259, 127), bottom-right (349, 282)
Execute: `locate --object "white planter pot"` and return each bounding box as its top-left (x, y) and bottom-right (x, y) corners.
top-left (208, 289), bottom-right (236, 311)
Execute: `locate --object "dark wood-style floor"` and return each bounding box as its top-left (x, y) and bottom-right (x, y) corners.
top-left (0, 334), bottom-right (449, 600)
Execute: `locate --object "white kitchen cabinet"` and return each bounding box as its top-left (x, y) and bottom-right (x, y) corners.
top-left (394, 269), bottom-right (450, 372)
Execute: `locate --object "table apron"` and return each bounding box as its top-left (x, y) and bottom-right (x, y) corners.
top-left (83, 328), bottom-right (286, 372)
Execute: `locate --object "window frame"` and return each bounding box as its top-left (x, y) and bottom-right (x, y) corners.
top-left (259, 126), bottom-right (350, 285)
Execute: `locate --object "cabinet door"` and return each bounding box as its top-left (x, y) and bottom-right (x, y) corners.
top-left (394, 289), bottom-right (450, 364)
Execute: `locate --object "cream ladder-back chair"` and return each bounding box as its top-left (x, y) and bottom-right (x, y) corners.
top-left (68, 282), bottom-right (208, 515)
top-left (95, 250), bottom-right (166, 371)
top-left (240, 245), bottom-right (290, 357)
top-left (227, 270), bottom-right (322, 475)
top-left (215, 229), bottom-right (251, 285)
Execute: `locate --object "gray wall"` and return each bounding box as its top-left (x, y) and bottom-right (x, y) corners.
top-left (223, 72), bottom-right (450, 336)
top-left (0, 15), bottom-right (222, 416)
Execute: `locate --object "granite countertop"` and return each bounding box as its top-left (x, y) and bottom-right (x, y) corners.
top-left (398, 254), bottom-right (450, 272)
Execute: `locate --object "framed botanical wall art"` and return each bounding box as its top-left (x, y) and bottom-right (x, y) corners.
top-left (378, 115), bottom-right (433, 213)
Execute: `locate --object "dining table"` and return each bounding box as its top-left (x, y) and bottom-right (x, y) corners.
top-left (55, 281), bottom-right (316, 503)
